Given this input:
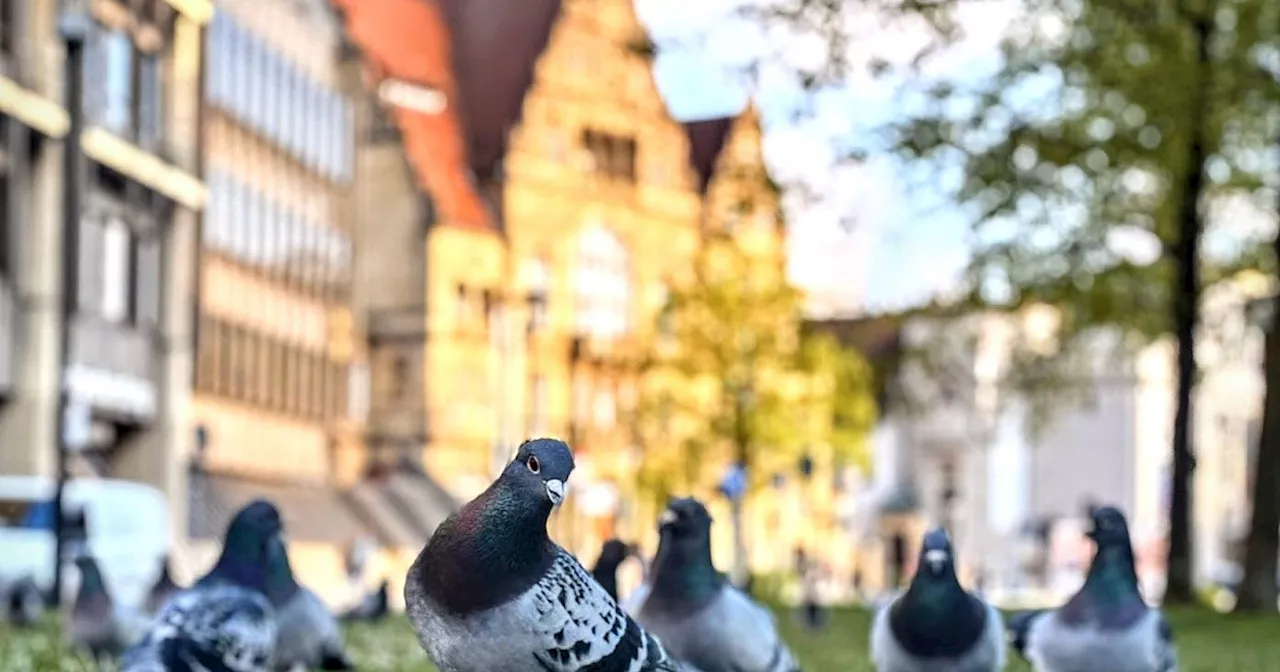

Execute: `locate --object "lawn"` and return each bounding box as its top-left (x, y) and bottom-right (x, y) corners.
top-left (2, 606), bottom-right (1277, 670)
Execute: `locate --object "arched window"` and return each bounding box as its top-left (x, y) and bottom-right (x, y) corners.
top-left (573, 224), bottom-right (630, 339)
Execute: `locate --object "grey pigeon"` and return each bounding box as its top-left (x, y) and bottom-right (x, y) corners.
top-left (266, 539), bottom-right (354, 670)
top-left (635, 497), bottom-right (800, 672)
top-left (339, 580), bottom-right (389, 624)
top-left (69, 554), bottom-right (138, 665)
top-left (869, 528), bottom-right (1005, 671)
top-left (5, 575), bottom-right (43, 628)
top-left (404, 437), bottom-right (680, 672)
top-left (592, 539), bottom-right (637, 602)
top-left (146, 555), bottom-right (184, 616)
top-left (1017, 506), bottom-right (1177, 672)
top-left (120, 499), bottom-right (285, 672)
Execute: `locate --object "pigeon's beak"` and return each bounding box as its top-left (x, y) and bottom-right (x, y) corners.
top-left (545, 479), bottom-right (566, 506)
top-left (659, 509), bottom-right (678, 526)
top-left (923, 549), bottom-right (948, 574)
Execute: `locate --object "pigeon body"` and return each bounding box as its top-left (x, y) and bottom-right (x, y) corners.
top-left (636, 498), bottom-right (800, 672)
top-left (405, 438), bottom-right (679, 672)
top-left (266, 543), bottom-right (353, 671)
top-left (340, 580), bottom-right (390, 623)
top-left (5, 576), bottom-right (43, 628)
top-left (592, 539), bottom-right (636, 601)
top-left (120, 500), bottom-right (285, 672)
top-left (869, 529), bottom-right (1004, 672)
top-left (146, 556), bottom-right (184, 615)
top-left (70, 555), bottom-right (129, 663)
top-left (1018, 507), bottom-right (1176, 672)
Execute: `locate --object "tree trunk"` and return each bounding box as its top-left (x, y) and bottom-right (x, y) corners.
top-left (1164, 14), bottom-right (1211, 606)
top-left (1235, 138), bottom-right (1280, 612)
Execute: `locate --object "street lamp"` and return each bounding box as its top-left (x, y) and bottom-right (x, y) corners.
top-left (50, 0), bottom-right (91, 607)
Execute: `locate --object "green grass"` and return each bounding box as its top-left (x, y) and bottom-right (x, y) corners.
top-left (3, 607), bottom-right (1278, 670)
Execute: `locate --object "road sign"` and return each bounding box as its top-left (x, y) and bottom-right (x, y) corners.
top-left (719, 464), bottom-right (747, 502)
top-left (62, 400), bottom-right (91, 452)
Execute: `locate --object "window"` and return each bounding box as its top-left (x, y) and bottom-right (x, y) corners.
top-left (137, 51), bottom-right (164, 151)
top-left (593, 388), bottom-right (616, 429)
top-left (530, 375), bottom-right (548, 435)
top-left (96, 28), bottom-right (134, 136)
top-left (390, 353), bottom-right (410, 398)
top-left (526, 258), bottom-right (550, 333)
top-left (0, 1), bottom-right (18, 63)
top-left (247, 35), bottom-right (266, 134)
top-left (581, 129), bottom-right (637, 181)
top-left (573, 224), bottom-right (630, 339)
top-left (100, 216), bottom-right (132, 323)
top-left (134, 235), bottom-right (161, 329)
top-left (195, 316), bottom-right (218, 391)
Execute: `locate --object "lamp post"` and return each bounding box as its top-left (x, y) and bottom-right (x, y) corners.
top-left (51, 0), bottom-right (91, 607)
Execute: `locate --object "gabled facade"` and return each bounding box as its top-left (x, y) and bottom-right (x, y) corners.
top-left (335, 0), bottom-right (789, 563)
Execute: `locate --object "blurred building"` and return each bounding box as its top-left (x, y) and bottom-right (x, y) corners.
top-left (0, 0), bottom-right (207, 527)
top-left (335, 0), bottom-right (789, 561)
top-left (814, 282), bottom-right (1271, 595)
top-left (183, 0), bottom-right (369, 599)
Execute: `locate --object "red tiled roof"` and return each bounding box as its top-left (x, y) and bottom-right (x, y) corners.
top-left (683, 117), bottom-right (734, 194)
top-left (333, 0), bottom-right (494, 232)
top-left (435, 0), bottom-right (563, 181)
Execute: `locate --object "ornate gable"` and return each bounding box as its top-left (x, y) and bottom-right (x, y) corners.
top-left (507, 0), bottom-right (700, 195)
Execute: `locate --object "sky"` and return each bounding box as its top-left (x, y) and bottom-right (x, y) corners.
top-left (633, 0), bottom-right (1021, 315)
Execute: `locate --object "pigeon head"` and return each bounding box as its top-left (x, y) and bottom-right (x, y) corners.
top-left (658, 497), bottom-right (713, 543)
top-left (1087, 505), bottom-right (1131, 547)
top-left (502, 437), bottom-right (575, 508)
top-left (648, 497), bottom-right (724, 610)
top-left (206, 499), bottom-right (284, 589)
top-left (595, 539), bottom-right (635, 569)
top-left (917, 528), bottom-right (956, 578)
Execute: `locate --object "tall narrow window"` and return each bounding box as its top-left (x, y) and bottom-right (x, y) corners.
top-left (98, 28), bottom-right (134, 136)
top-left (101, 217), bottom-right (132, 323)
top-left (137, 51), bottom-right (165, 151)
top-left (573, 224), bottom-right (630, 339)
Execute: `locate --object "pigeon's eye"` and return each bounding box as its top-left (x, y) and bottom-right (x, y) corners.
top-left (526, 455), bottom-right (541, 474)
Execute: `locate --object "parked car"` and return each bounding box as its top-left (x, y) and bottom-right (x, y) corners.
top-left (0, 476), bottom-right (171, 609)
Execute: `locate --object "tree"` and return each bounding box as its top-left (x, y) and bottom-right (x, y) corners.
top-left (879, 0), bottom-right (1280, 603)
top-left (631, 232), bottom-right (876, 582)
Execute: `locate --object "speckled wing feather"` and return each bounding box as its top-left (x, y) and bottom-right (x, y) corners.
top-left (638, 586), bottom-right (800, 672)
top-left (528, 550), bottom-right (680, 672)
top-left (120, 583), bottom-right (278, 672)
top-left (273, 587), bottom-right (350, 669)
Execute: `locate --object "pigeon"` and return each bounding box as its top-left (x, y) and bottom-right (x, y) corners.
top-left (119, 499), bottom-right (285, 672)
top-left (1006, 610), bottom-right (1043, 661)
top-left (592, 539), bottom-right (637, 601)
top-left (69, 554), bottom-right (143, 665)
top-left (5, 575), bottom-right (43, 628)
top-left (266, 537), bottom-right (355, 670)
top-left (340, 579), bottom-right (390, 624)
top-left (869, 528), bottom-right (1005, 672)
top-left (146, 555), bottom-right (184, 616)
top-left (1016, 506), bottom-right (1177, 672)
top-left (635, 497), bottom-right (800, 672)
top-left (404, 437), bottom-right (680, 672)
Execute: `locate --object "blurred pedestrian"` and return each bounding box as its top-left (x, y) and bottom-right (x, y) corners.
top-left (794, 547), bottom-right (826, 631)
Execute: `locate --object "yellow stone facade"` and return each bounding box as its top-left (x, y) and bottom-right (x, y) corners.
top-left (416, 0), bottom-right (798, 569)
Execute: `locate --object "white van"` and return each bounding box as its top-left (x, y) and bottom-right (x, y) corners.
top-left (0, 476), bottom-right (171, 609)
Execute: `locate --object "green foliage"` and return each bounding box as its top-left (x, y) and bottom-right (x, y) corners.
top-left (630, 234), bottom-right (875, 498)
top-left (884, 0), bottom-right (1280, 418)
